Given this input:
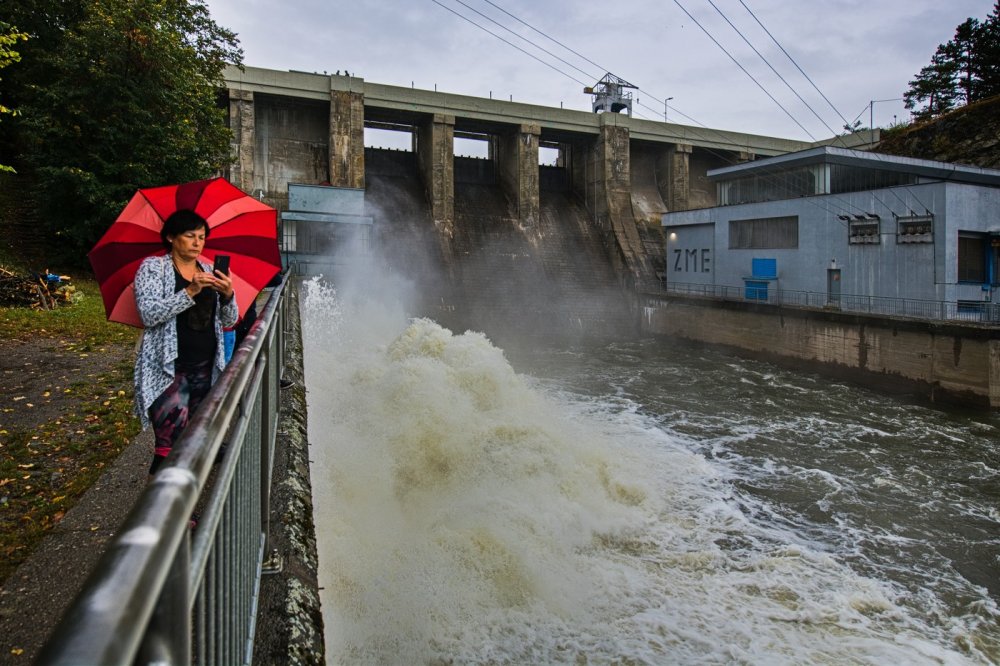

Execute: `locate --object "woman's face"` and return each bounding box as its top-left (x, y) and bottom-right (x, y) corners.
top-left (167, 226), bottom-right (207, 262)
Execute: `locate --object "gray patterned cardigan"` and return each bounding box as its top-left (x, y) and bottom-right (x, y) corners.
top-left (132, 254), bottom-right (238, 428)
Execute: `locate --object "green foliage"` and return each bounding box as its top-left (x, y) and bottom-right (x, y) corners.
top-left (14, 0), bottom-right (242, 266)
top-left (905, 2), bottom-right (1000, 121)
top-left (0, 277), bottom-right (139, 345)
top-left (980, 2), bottom-right (1000, 99)
top-left (0, 22), bottom-right (29, 173)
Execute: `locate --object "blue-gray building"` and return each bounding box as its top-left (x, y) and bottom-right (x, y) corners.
top-left (662, 146), bottom-right (1000, 316)
top-left (280, 184), bottom-right (373, 275)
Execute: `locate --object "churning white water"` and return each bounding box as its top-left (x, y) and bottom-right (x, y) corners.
top-left (302, 278), bottom-right (999, 664)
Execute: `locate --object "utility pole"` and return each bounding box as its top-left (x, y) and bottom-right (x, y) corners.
top-left (869, 97), bottom-right (904, 144)
top-left (664, 97), bottom-right (673, 122)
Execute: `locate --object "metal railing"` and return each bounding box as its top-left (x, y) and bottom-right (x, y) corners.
top-left (37, 277), bottom-right (289, 665)
top-left (655, 281), bottom-right (1000, 323)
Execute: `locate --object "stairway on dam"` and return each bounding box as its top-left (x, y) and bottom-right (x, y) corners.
top-left (364, 149), bottom-right (636, 348)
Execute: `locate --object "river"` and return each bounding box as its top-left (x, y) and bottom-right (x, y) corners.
top-left (302, 277), bottom-right (1000, 664)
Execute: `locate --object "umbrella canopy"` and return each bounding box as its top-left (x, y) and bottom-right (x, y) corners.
top-left (88, 178), bottom-right (281, 327)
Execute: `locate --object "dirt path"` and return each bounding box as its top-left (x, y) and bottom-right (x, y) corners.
top-left (0, 336), bottom-right (150, 663)
top-left (0, 337), bottom-right (133, 434)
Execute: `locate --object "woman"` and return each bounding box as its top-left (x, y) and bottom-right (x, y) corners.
top-left (133, 209), bottom-right (237, 474)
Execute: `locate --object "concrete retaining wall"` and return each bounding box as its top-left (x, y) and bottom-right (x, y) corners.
top-left (641, 294), bottom-right (1000, 408)
top-left (253, 283), bottom-right (325, 664)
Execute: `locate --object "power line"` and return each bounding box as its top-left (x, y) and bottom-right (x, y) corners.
top-left (479, 0), bottom-right (606, 77)
top-left (427, 0), bottom-right (591, 88)
top-left (671, 0), bottom-right (817, 141)
top-left (470, 2), bottom-right (804, 141)
top-left (705, 0), bottom-right (840, 138)
top-left (435, 0), bottom-right (867, 218)
top-left (449, 0), bottom-right (598, 83)
top-left (737, 0), bottom-right (851, 128)
top-left (669, 1), bottom-right (927, 215)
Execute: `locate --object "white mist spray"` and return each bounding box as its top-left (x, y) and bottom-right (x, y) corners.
top-left (304, 271), bottom-right (655, 661)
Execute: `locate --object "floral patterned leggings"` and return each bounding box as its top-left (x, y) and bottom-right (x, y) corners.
top-left (148, 360), bottom-right (213, 474)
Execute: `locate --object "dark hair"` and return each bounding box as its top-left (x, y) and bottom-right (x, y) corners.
top-left (161, 209), bottom-right (210, 248)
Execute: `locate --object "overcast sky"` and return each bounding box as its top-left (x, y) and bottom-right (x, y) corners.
top-left (203, 0), bottom-right (992, 142)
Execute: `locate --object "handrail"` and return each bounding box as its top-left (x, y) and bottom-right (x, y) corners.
top-left (36, 276), bottom-right (289, 665)
top-left (653, 281), bottom-right (1000, 324)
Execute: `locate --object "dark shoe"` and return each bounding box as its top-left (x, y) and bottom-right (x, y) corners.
top-left (280, 378), bottom-right (294, 389)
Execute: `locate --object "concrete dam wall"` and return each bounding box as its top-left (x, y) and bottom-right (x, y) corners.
top-left (222, 66), bottom-right (812, 344)
top-left (365, 148), bottom-right (636, 346)
top-left (641, 293), bottom-right (1000, 408)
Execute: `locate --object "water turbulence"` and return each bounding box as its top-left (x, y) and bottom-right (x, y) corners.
top-left (303, 280), bottom-right (998, 664)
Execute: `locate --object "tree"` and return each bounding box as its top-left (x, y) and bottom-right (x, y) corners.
top-left (904, 50), bottom-right (962, 121)
top-left (904, 19), bottom-right (978, 120)
top-left (0, 22), bottom-right (29, 173)
top-left (977, 1), bottom-right (1000, 99)
top-left (0, 0), bottom-right (89, 174)
top-left (16, 0), bottom-right (242, 264)
top-left (904, 3), bottom-right (1000, 120)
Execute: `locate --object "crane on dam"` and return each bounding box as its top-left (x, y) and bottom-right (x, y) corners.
top-left (585, 73), bottom-right (638, 116)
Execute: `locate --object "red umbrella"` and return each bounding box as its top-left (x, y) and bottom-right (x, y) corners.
top-left (88, 177), bottom-right (281, 327)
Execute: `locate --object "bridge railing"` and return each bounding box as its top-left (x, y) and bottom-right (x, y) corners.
top-left (655, 281), bottom-right (1000, 323)
top-left (36, 277), bottom-right (289, 666)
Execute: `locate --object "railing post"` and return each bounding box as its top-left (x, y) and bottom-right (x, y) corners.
top-left (260, 347), bottom-right (274, 549)
top-left (136, 530), bottom-right (192, 665)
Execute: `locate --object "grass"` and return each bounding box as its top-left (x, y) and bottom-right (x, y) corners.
top-left (0, 273), bottom-right (139, 344)
top-left (0, 275), bottom-right (141, 584)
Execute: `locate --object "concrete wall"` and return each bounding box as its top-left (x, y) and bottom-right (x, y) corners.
top-left (641, 294), bottom-right (1000, 408)
top-left (630, 141), bottom-right (670, 225)
top-left (690, 149), bottom-right (730, 209)
top-left (496, 124), bottom-right (540, 227)
top-left (228, 89), bottom-right (255, 194)
top-left (416, 113), bottom-right (455, 237)
top-left (254, 95), bottom-right (330, 200)
top-left (329, 87), bottom-right (365, 189)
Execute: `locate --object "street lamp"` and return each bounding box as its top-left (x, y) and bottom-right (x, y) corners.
top-left (664, 97), bottom-right (674, 122)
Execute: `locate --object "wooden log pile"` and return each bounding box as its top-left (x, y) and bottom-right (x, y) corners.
top-left (0, 266), bottom-right (76, 310)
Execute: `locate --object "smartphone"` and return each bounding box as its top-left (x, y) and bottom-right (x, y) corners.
top-left (214, 254), bottom-right (230, 276)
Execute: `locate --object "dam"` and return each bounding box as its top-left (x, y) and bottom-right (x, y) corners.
top-left (222, 65), bottom-right (814, 344)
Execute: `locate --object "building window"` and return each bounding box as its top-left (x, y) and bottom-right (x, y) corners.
top-left (718, 167), bottom-right (822, 205)
top-left (993, 241), bottom-right (1000, 286)
top-left (958, 233), bottom-right (986, 283)
top-left (829, 164), bottom-right (917, 194)
top-left (729, 216), bottom-right (798, 249)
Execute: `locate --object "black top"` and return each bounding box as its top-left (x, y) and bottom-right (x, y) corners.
top-left (174, 268), bottom-right (216, 365)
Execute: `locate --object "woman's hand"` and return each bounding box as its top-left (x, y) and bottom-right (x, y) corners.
top-left (212, 269), bottom-right (235, 300)
top-left (184, 270), bottom-right (233, 299)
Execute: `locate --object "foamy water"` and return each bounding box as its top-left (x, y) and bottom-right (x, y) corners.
top-left (303, 278), bottom-right (998, 664)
